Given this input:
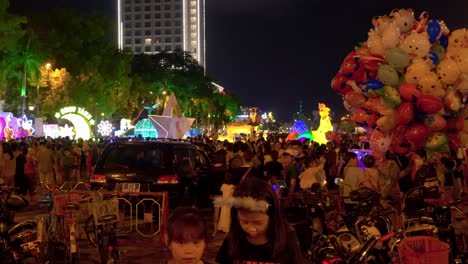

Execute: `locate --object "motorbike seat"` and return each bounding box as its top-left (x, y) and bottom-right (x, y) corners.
top-left (7, 220), bottom-right (37, 237)
top-left (36, 197), bottom-right (54, 205)
top-left (98, 214), bottom-right (118, 223)
top-left (63, 203), bottom-right (80, 211)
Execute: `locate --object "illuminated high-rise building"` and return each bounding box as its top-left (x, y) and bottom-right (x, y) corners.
top-left (117, 0), bottom-right (205, 67)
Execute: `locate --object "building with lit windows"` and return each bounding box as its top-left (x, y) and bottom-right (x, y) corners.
top-left (117, 0), bottom-right (205, 67)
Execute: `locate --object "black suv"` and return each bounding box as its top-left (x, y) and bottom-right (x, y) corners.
top-left (90, 139), bottom-right (212, 207)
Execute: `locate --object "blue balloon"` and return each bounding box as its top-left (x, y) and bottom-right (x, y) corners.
top-left (424, 51), bottom-right (440, 65)
top-left (427, 19), bottom-right (441, 43)
top-left (363, 79), bottom-right (384, 92)
top-left (439, 35), bottom-right (449, 48)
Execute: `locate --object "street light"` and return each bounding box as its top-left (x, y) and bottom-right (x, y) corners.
top-left (36, 62), bottom-right (52, 117)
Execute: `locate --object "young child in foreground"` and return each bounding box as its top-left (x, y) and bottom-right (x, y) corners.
top-left (215, 178), bottom-right (303, 263)
top-left (162, 207), bottom-right (208, 264)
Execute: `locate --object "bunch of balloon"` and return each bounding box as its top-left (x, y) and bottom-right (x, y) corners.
top-left (331, 8), bottom-right (468, 160)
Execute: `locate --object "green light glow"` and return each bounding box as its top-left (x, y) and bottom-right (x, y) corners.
top-left (135, 118), bottom-right (158, 138)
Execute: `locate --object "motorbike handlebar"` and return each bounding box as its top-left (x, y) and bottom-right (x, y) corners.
top-left (378, 231), bottom-right (395, 243)
top-left (449, 197), bottom-right (468, 207)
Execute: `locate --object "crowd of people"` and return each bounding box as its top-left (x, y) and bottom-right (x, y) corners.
top-left (2, 131), bottom-right (468, 263)
top-left (0, 137), bottom-right (103, 203)
top-left (164, 131), bottom-right (468, 263)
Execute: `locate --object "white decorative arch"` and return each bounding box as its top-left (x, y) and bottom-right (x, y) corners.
top-left (55, 106), bottom-right (95, 140)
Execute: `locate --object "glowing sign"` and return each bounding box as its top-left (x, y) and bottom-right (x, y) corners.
top-left (55, 106), bottom-right (95, 140)
top-left (55, 106), bottom-right (95, 125)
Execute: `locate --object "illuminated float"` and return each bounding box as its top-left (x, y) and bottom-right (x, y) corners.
top-left (287, 103), bottom-right (334, 145)
top-left (331, 8), bottom-right (468, 160)
top-left (217, 107), bottom-right (261, 142)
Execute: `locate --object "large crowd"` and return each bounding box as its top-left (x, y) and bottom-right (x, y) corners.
top-left (1, 133), bottom-right (467, 263)
top-left (0, 137), bottom-right (103, 203)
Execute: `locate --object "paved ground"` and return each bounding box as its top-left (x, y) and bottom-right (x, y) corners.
top-left (14, 191), bottom-right (468, 263)
top-left (15, 205), bottom-right (225, 263)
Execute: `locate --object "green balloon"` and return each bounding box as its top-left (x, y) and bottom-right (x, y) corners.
top-left (375, 86), bottom-right (401, 108)
top-left (431, 43), bottom-right (446, 61)
top-left (385, 47), bottom-right (410, 69)
top-left (377, 64), bottom-right (399, 87)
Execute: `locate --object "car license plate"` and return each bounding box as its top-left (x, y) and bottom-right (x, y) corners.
top-left (122, 183), bottom-right (141, 192)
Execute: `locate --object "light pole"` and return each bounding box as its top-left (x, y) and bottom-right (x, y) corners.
top-left (36, 63), bottom-right (51, 117)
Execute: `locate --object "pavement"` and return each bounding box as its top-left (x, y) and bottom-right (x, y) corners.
top-left (15, 205), bottom-right (225, 264)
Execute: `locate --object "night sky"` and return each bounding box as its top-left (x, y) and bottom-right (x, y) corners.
top-left (9, 0), bottom-right (468, 121)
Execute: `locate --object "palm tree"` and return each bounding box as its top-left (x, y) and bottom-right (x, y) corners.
top-left (1, 38), bottom-right (42, 114)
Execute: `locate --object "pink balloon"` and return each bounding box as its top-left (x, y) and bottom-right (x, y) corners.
top-left (344, 91), bottom-right (367, 107)
top-left (370, 129), bottom-right (391, 153)
top-left (399, 83), bottom-right (422, 102)
top-left (390, 125), bottom-right (410, 155)
top-left (340, 57), bottom-right (359, 75)
top-left (353, 108), bottom-right (377, 128)
top-left (332, 73), bottom-right (353, 95)
top-left (405, 124), bottom-right (431, 151)
top-left (416, 95), bottom-right (444, 114)
top-left (424, 114), bottom-right (447, 131)
top-left (395, 102), bottom-right (414, 125)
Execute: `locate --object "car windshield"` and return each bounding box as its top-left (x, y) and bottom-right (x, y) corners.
top-left (101, 145), bottom-right (168, 171)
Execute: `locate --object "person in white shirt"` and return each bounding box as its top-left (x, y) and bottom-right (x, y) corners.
top-left (299, 154), bottom-right (326, 191)
top-left (342, 152), bottom-right (364, 214)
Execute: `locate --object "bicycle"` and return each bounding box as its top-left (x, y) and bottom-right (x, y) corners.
top-left (35, 182), bottom-right (63, 263)
top-left (62, 203), bottom-right (81, 263)
top-left (36, 182), bottom-right (87, 263)
top-left (84, 190), bottom-right (120, 263)
top-left (97, 213), bottom-right (120, 264)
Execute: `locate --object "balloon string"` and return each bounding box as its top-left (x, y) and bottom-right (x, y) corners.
top-left (410, 152), bottom-right (416, 181)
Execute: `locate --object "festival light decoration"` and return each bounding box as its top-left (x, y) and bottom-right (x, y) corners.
top-left (58, 124), bottom-right (75, 138)
top-left (43, 124), bottom-right (59, 139)
top-left (311, 103), bottom-right (333, 145)
top-left (286, 103), bottom-right (333, 145)
top-left (55, 106), bottom-right (95, 140)
top-left (97, 120), bottom-right (114, 136)
top-left (135, 118), bottom-right (158, 138)
top-left (19, 115), bottom-right (34, 136)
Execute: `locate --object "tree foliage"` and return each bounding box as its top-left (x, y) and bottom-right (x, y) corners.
top-left (130, 51), bottom-right (240, 128)
top-left (0, 0), bottom-right (25, 52)
top-left (1, 4), bottom-right (240, 128)
top-left (25, 9), bottom-right (133, 118)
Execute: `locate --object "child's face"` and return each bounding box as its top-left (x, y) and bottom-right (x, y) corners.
top-left (237, 209), bottom-right (269, 243)
top-left (170, 239), bottom-right (206, 264)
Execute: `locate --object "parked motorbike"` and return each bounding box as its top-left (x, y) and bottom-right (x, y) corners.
top-left (281, 182), bottom-right (331, 254)
top-left (0, 184), bottom-right (41, 264)
top-left (307, 229), bottom-right (397, 264)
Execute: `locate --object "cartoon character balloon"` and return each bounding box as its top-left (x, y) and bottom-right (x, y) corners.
top-left (332, 9), bottom-right (468, 153)
top-left (437, 58), bottom-right (460, 84)
top-left (399, 31), bottom-right (431, 59)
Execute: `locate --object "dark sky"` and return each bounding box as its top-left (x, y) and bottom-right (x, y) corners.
top-left (9, 0), bottom-right (468, 121)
